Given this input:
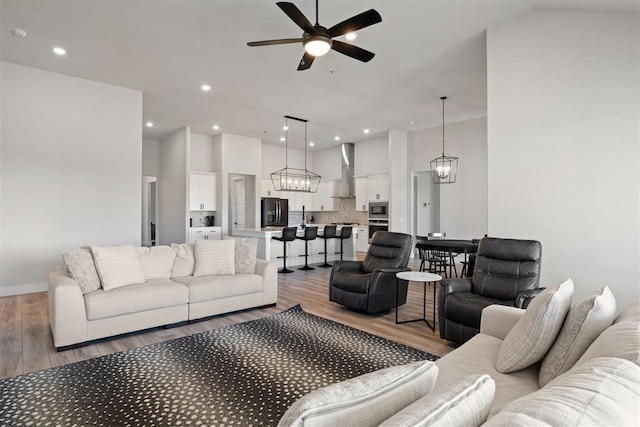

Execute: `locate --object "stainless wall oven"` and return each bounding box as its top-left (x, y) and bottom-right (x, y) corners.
top-left (368, 219), bottom-right (389, 240)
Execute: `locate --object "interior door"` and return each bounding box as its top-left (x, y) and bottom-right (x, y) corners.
top-left (233, 178), bottom-right (246, 230)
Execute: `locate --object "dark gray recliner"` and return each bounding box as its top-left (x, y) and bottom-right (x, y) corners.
top-left (329, 231), bottom-right (412, 314)
top-left (438, 237), bottom-right (543, 345)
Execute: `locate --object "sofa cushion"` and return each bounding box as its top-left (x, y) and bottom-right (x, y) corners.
top-left (91, 245), bottom-right (146, 291)
top-left (378, 374), bottom-right (495, 427)
top-left (574, 302), bottom-right (640, 367)
top-left (485, 357), bottom-right (640, 427)
top-left (614, 298), bottom-right (640, 324)
top-left (136, 245), bottom-right (177, 280)
top-left (223, 236), bottom-right (258, 274)
top-left (445, 293), bottom-right (514, 329)
top-left (63, 247), bottom-right (101, 294)
top-left (193, 239), bottom-right (235, 277)
top-left (172, 274), bottom-right (263, 303)
top-left (496, 279), bottom-right (573, 373)
top-left (171, 243), bottom-right (195, 277)
top-left (331, 270), bottom-right (371, 294)
top-left (435, 333), bottom-right (540, 415)
top-left (539, 286), bottom-right (616, 387)
top-left (84, 278), bottom-right (188, 320)
top-left (277, 361), bottom-right (438, 427)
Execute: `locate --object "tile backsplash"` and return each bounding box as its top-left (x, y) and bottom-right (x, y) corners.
top-left (289, 198), bottom-right (368, 225)
top-left (190, 211), bottom-right (216, 227)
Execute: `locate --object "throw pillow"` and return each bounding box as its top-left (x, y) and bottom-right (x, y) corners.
top-left (485, 357), bottom-right (640, 427)
top-left (496, 279), bottom-right (574, 373)
top-left (135, 245), bottom-right (177, 280)
top-left (63, 247), bottom-right (102, 294)
top-left (91, 245), bottom-right (146, 291)
top-left (538, 286), bottom-right (616, 387)
top-left (171, 243), bottom-right (195, 277)
top-left (574, 302), bottom-right (640, 367)
top-left (277, 361), bottom-right (439, 427)
top-left (193, 239), bottom-right (235, 277)
top-left (223, 236), bottom-right (258, 274)
top-left (378, 374), bottom-right (495, 427)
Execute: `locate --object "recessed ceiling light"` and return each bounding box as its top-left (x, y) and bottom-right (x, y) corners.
top-left (52, 46), bottom-right (66, 55)
top-left (345, 32), bottom-right (358, 41)
top-left (212, 124), bottom-right (220, 130)
top-left (13, 28), bottom-right (27, 38)
top-left (408, 121), bottom-right (415, 125)
top-left (280, 137), bottom-right (286, 142)
top-left (309, 142), bottom-right (315, 146)
top-left (283, 125), bottom-right (289, 131)
top-left (146, 122), bottom-right (154, 128)
top-left (201, 84), bottom-right (211, 92)
top-left (363, 128), bottom-right (370, 134)
top-left (334, 136), bottom-right (340, 141)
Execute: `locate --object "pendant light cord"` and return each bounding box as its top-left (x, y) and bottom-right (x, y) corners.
top-left (441, 96), bottom-right (446, 157)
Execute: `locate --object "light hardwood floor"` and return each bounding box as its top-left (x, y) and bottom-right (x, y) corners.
top-left (0, 257), bottom-right (458, 379)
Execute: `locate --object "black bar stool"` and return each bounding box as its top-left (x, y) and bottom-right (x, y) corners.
top-left (272, 227), bottom-right (298, 273)
top-left (317, 225), bottom-right (337, 268)
top-left (297, 226), bottom-right (318, 271)
top-left (334, 226), bottom-right (353, 261)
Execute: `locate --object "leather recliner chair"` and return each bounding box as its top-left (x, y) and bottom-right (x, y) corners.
top-left (438, 237), bottom-right (543, 345)
top-left (329, 231), bottom-right (412, 314)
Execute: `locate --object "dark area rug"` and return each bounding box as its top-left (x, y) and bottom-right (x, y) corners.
top-left (0, 304), bottom-right (438, 426)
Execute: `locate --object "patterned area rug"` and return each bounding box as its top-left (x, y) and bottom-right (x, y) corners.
top-left (0, 305), bottom-right (437, 426)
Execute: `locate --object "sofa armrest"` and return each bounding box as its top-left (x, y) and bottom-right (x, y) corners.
top-left (48, 270), bottom-right (89, 348)
top-left (480, 305), bottom-right (525, 340)
top-left (516, 288), bottom-right (546, 309)
top-left (255, 259), bottom-right (278, 304)
top-left (440, 278), bottom-right (472, 296)
top-left (332, 260), bottom-right (363, 272)
top-left (368, 267), bottom-right (411, 294)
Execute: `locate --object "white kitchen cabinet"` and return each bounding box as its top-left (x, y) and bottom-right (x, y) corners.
top-left (312, 181), bottom-right (339, 211)
top-left (367, 173), bottom-right (389, 201)
top-left (190, 172), bottom-right (217, 211)
top-left (355, 226), bottom-right (369, 252)
top-left (355, 177), bottom-right (368, 211)
top-left (189, 226), bottom-right (221, 242)
top-left (289, 191), bottom-right (312, 212)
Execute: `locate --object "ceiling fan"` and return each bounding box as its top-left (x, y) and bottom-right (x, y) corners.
top-left (247, 0), bottom-right (382, 71)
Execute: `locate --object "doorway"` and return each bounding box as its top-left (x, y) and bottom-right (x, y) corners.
top-left (412, 171), bottom-right (440, 237)
top-left (142, 176), bottom-right (157, 246)
top-left (228, 174), bottom-right (256, 233)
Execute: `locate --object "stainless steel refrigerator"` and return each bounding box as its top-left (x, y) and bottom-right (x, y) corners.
top-left (261, 198), bottom-right (289, 227)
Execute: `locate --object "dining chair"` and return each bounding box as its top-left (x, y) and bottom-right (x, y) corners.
top-left (426, 232), bottom-right (450, 277)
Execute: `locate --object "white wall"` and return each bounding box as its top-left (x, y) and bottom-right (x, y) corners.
top-left (0, 62), bottom-right (142, 296)
top-left (355, 136), bottom-right (389, 176)
top-left (408, 117), bottom-right (488, 239)
top-left (190, 133), bottom-right (214, 172)
top-left (311, 146), bottom-right (341, 180)
top-left (389, 130), bottom-right (409, 233)
top-left (261, 144), bottom-right (307, 178)
top-left (142, 138), bottom-right (160, 177)
top-left (158, 128), bottom-right (189, 245)
top-left (487, 10), bottom-right (639, 304)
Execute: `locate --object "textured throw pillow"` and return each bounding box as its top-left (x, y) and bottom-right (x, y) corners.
top-left (574, 302), bottom-right (640, 367)
top-left (91, 245), bottom-right (145, 291)
top-left (136, 245), bottom-right (177, 280)
top-left (63, 247), bottom-right (102, 294)
top-left (485, 357), bottom-right (640, 427)
top-left (378, 374), bottom-right (495, 427)
top-left (171, 243), bottom-right (195, 277)
top-left (223, 236), bottom-right (258, 274)
top-left (539, 287), bottom-right (616, 387)
top-left (278, 361), bottom-right (439, 427)
top-left (496, 279), bottom-right (574, 373)
top-left (193, 239), bottom-right (235, 277)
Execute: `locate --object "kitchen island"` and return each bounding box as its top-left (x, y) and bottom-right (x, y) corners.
top-left (233, 225), bottom-right (359, 269)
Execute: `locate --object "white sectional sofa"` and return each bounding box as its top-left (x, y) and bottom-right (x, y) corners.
top-left (278, 281), bottom-right (640, 426)
top-left (49, 238), bottom-right (277, 350)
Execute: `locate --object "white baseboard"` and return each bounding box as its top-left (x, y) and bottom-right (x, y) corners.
top-left (0, 282), bottom-right (48, 297)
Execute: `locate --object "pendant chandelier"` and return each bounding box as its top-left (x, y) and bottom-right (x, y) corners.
top-left (430, 96), bottom-right (458, 184)
top-left (270, 115), bottom-right (321, 193)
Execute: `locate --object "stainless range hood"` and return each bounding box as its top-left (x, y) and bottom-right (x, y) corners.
top-left (332, 143), bottom-right (355, 199)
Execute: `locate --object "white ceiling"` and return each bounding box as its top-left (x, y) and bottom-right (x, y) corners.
top-left (1, 0), bottom-right (637, 150)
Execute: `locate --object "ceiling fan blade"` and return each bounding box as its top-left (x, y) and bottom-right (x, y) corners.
top-left (247, 38), bottom-right (302, 47)
top-left (331, 40), bottom-right (375, 62)
top-left (297, 52), bottom-right (315, 71)
top-left (277, 2), bottom-right (315, 34)
top-left (327, 9), bottom-right (382, 38)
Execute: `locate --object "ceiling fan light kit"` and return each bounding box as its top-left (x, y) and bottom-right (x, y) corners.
top-left (431, 96), bottom-right (458, 184)
top-left (247, 0), bottom-right (381, 70)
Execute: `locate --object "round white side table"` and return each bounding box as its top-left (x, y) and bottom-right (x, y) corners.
top-left (395, 271), bottom-right (442, 331)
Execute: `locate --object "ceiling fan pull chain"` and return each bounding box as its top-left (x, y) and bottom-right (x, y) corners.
top-left (330, 50), bottom-right (334, 74)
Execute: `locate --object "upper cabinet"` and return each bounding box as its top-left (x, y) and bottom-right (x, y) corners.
top-left (312, 181), bottom-right (339, 211)
top-left (355, 177), bottom-right (368, 211)
top-left (367, 173), bottom-right (389, 201)
top-left (190, 172), bottom-right (217, 211)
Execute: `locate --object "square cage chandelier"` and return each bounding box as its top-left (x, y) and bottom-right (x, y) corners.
top-left (270, 115), bottom-right (321, 193)
top-left (430, 96), bottom-right (458, 184)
